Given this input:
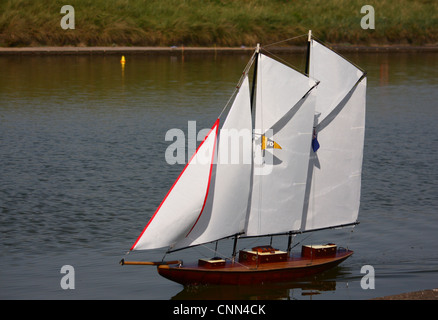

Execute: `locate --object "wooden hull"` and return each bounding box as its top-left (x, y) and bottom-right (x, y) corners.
top-left (157, 247), bottom-right (353, 286)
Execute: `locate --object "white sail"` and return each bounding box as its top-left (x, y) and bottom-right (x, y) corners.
top-left (301, 39), bottom-right (366, 231)
top-left (130, 119), bottom-right (219, 250)
top-left (245, 54), bottom-right (318, 236)
top-left (171, 76), bottom-right (253, 250)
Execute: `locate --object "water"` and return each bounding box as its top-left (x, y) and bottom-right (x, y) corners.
top-left (1, 51), bottom-right (437, 300)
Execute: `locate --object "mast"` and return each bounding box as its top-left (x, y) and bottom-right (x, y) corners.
top-left (305, 30), bottom-right (311, 75)
top-left (286, 232), bottom-right (293, 256)
top-left (231, 234), bottom-right (239, 263)
top-left (288, 30), bottom-right (310, 254)
top-left (250, 43), bottom-right (260, 111)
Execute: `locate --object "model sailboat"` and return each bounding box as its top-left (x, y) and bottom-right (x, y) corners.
top-left (121, 31), bottom-right (367, 286)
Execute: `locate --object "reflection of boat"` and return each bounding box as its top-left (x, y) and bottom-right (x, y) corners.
top-left (171, 270), bottom-right (341, 300)
top-left (121, 31), bottom-right (367, 286)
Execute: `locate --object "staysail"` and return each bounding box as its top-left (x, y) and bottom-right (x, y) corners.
top-left (130, 119), bottom-right (219, 250)
top-left (301, 39), bottom-right (367, 231)
top-left (245, 53), bottom-right (318, 236)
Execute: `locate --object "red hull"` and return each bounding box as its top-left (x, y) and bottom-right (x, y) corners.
top-left (157, 247), bottom-right (353, 286)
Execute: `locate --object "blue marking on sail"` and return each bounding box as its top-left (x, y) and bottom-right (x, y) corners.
top-left (312, 128), bottom-right (320, 152)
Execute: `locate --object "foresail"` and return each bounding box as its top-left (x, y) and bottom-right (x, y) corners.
top-left (171, 76), bottom-right (253, 251)
top-left (301, 39), bottom-right (366, 231)
top-left (130, 120), bottom-right (219, 250)
top-left (246, 54), bottom-right (318, 236)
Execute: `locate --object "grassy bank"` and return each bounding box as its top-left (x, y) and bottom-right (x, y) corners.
top-left (1, 0), bottom-right (437, 47)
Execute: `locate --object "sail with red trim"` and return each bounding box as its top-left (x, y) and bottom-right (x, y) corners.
top-left (171, 76), bottom-right (252, 250)
top-left (131, 75), bottom-right (253, 251)
top-left (130, 120), bottom-right (219, 250)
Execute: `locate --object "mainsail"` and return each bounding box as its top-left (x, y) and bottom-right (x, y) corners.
top-left (301, 39), bottom-right (366, 231)
top-left (130, 35), bottom-right (366, 254)
top-left (245, 53), bottom-right (318, 236)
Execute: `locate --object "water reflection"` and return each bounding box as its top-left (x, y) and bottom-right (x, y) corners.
top-left (171, 266), bottom-right (352, 300)
top-left (380, 58), bottom-right (389, 86)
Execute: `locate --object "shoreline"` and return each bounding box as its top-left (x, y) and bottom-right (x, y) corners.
top-left (1, 44), bottom-right (438, 56)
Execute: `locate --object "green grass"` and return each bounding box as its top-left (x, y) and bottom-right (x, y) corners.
top-left (0, 0), bottom-right (437, 47)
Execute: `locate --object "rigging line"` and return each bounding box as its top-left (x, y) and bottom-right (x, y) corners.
top-left (310, 36), bottom-right (367, 73)
top-left (316, 73), bottom-right (366, 133)
top-left (217, 50), bottom-right (257, 119)
top-left (260, 47), bottom-right (307, 76)
top-left (263, 33), bottom-right (308, 48)
top-left (183, 237), bottom-right (252, 269)
top-left (166, 231), bottom-right (245, 254)
top-left (122, 250), bottom-right (131, 259)
top-left (290, 233), bottom-right (313, 250)
top-left (345, 224), bottom-right (356, 250)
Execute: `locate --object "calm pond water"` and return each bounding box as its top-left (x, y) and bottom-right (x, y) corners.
top-left (0, 50), bottom-right (437, 300)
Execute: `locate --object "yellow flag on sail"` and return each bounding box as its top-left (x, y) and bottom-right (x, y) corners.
top-left (261, 135), bottom-right (282, 150)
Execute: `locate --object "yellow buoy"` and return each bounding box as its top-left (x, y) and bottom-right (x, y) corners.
top-left (120, 55), bottom-right (126, 64)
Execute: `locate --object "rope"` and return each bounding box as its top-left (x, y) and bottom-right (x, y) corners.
top-left (263, 33), bottom-right (308, 48)
top-left (260, 47), bottom-right (304, 74)
top-left (190, 239), bottom-right (253, 269)
top-left (346, 225), bottom-right (356, 250)
top-left (217, 50), bottom-right (257, 119)
top-left (290, 233), bottom-right (313, 250)
top-left (218, 32), bottom-right (311, 119)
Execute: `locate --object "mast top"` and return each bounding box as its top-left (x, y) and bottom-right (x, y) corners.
top-left (256, 43), bottom-right (260, 53)
top-left (308, 30), bottom-right (312, 42)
